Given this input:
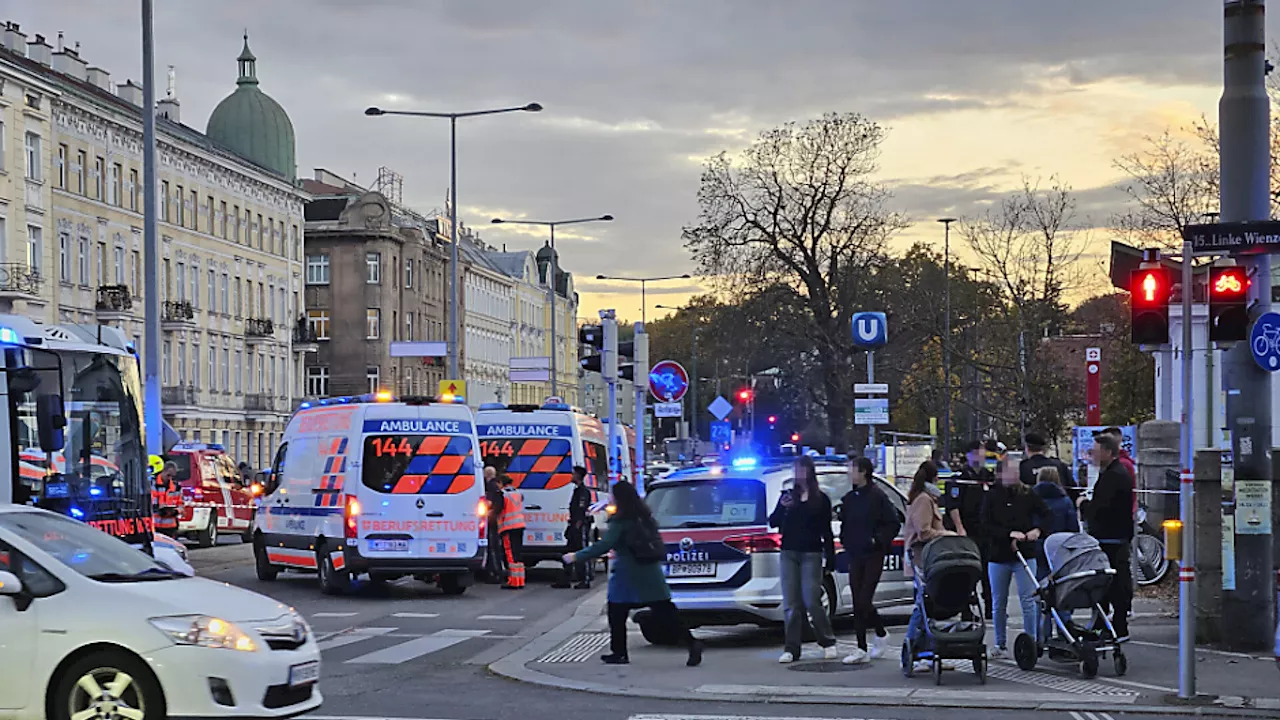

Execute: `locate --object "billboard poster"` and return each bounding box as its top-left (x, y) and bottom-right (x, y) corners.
top-left (1072, 425), bottom-right (1136, 490)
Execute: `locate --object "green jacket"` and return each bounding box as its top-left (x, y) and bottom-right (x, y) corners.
top-left (577, 518), bottom-right (672, 605)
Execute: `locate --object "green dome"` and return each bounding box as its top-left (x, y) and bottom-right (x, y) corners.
top-left (206, 36), bottom-right (296, 181)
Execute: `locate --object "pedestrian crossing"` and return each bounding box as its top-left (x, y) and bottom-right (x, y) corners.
top-left (314, 625), bottom-right (496, 665)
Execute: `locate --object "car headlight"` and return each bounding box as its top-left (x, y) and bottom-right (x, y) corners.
top-left (149, 615), bottom-right (258, 652)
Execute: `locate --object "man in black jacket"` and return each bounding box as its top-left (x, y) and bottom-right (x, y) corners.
top-left (554, 466), bottom-right (595, 589)
top-left (947, 440), bottom-right (994, 618)
top-left (1020, 432), bottom-right (1077, 497)
top-left (1079, 433), bottom-right (1135, 640)
top-left (837, 458), bottom-right (902, 663)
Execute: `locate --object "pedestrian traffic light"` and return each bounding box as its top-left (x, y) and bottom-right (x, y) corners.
top-left (1209, 265), bottom-right (1250, 343)
top-left (737, 389), bottom-right (752, 403)
top-left (1130, 267), bottom-right (1172, 344)
top-left (580, 325), bottom-right (603, 350)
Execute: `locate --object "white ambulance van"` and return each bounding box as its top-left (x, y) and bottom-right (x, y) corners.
top-left (476, 401), bottom-right (633, 565)
top-left (251, 394), bottom-right (487, 595)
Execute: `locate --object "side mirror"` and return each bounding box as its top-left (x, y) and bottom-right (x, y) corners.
top-left (0, 570), bottom-right (24, 597)
top-left (36, 394), bottom-right (66, 452)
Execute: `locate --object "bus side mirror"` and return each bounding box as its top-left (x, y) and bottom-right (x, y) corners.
top-left (36, 394), bottom-right (66, 453)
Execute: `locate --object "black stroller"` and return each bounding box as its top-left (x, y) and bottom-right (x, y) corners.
top-left (1013, 532), bottom-right (1128, 679)
top-left (901, 535), bottom-right (988, 685)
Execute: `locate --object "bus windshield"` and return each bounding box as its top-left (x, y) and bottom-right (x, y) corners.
top-left (8, 346), bottom-right (150, 545)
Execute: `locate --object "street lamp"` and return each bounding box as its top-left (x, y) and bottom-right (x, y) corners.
top-left (490, 214), bottom-right (614, 396)
top-left (365, 102), bottom-right (542, 381)
top-left (656, 303), bottom-right (702, 442)
top-left (937, 217), bottom-right (957, 461)
top-left (595, 274), bottom-right (692, 324)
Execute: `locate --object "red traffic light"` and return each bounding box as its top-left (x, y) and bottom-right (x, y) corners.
top-left (790, 433), bottom-right (801, 443)
top-left (737, 389), bottom-right (752, 402)
top-left (767, 415), bottom-right (777, 424)
top-left (1131, 267), bottom-right (1171, 307)
top-left (1210, 266), bottom-right (1248, 299)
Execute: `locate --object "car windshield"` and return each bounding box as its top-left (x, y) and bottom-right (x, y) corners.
top-left (647, 478), bottom-right (766, 528)
top-left (0, 511), bottom-right (179, 582)
top-left (167, 454), bottom-right (194, 483)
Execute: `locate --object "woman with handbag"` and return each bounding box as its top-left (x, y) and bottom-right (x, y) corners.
top-left (564, 480), bottom-right (703, 666)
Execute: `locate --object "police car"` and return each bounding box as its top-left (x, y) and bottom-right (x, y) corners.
top-left (637, 456), bottom-right (912, 644)
top-left (251, 394), bottom-right (486, 595)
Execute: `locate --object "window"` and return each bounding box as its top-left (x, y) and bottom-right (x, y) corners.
top-left (128, 169), bottom-right (138, 210)
top-left (405, 312), bottom-right (414, 341)
top-left (257, 354), bottom-right (265, 393)
top-left (221, 348), bottom-right (230, 390)
top-left (256, 213), bottom-right (264, 248)
top-left (131, 249), bottom-right (140, 290)
top-left (77, 236), bottom-right (89, 285)
top-left (114, 246), bottom-right (125, 284)
top-left (190, 190), bottom-right (198, 230)
top-left (207, 195), bottom-right (214, 234)
top-left (191, 341), bottom-right (200, 388)
top-left (56, 144), bottom-right (66, 188)
top-left (367, 366), bottom-right (380, 395)
top-left (58, 232), bottom-right (70, 282)
top-left (162, 341), bottom-right (172, 384)
top-left (233, 279), bottom-right (241, 317)
top-left (219, 201), bottom-right (227, 238)
top-left (24, 132), bottom-right (41, 181)
top-left (366, 252), bottom-right (381, 284)
top-left (97, 242), bottom-right (106, 286)
top-left (232, 205), bottom-right (240, 242)
top-left (189, 264), bottom-right (199, 309)
top-left (93, 156), bottom-right (104, 199)
top-left (177, 342), bottom-right (187, 384)
top-left (392, 310), bottom-right (397, 341)
top-left (291, 225), bottom-right (299, 260)
top-left (405, 258), bottom-right (413, 289)
top-left (162, 259), bottom-right (170, 301)
top-left (160, 180), bottom-right (169, 221)
top-left (208, 270), bottom-right (216, 310)
top-left (234, 350), bottom-right (242, 393)
top-left (244, 209), bottom-right (251, 243)
top-left (220, 273), bottom-right (229, 313)
top-left (209, 346), bottom-right (217, 392)
top-left (110, 163), bottom-right (121, 206)
top-left (0, 121), bottom-right (4, 171)
top-left (366, 308), bottom-right (380, 339)
top-left (305, 254), bottom-right (329, 285)
top-left (175, 185), bottom-right (185, 226)
top-left (175, 262), bottom-right (185, 302)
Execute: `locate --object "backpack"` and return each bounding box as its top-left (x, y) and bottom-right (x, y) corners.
top-left (624, 516), bottom-right (666, 564)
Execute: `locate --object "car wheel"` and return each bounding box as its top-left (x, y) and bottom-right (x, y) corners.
top-left (317, 546), bottom-right (351, 595)
top-left (196, 512), bottom-right (218, 548)
top-left (439, 574), bottom-right (467, 596)
top-left (240, 523), bottom-right (254, 543)
top-left (253, 536), bottom-right (278, 581)
top-left (53, 650), bottom-right (164, 720)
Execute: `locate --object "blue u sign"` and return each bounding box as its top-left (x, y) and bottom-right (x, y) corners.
top-left (1250, 311), bottom-right (1280, 372)
top-left (851, 312), bottom-right (888, 349)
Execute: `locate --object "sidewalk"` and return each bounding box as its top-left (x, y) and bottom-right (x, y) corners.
top-left (490, 591), bottom-right (1280, 716)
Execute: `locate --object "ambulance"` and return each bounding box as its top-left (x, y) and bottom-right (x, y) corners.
top-left (476, 401), bottom-right (633, 565)
top-left (251, 394), bottom-right (487, 595)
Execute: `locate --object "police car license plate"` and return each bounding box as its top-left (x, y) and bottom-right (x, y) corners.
top-left (883, 554), bottom-right (903, 572)
top-left (665, 562), bottom-right (716, 577)
top-left (368, 540), bottom-right (410, 552)
top-left (288, 661), bottom-right (319, 687)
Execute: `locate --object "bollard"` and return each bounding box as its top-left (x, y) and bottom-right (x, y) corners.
top-left (1164, 519), bottom-right (1183, 562)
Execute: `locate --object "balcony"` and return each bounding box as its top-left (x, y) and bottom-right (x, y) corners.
top-left (245, 392), bottom-right (276, 420)
top-left (245, 317), bottom-right (275, 345)
top-left (161, 300), bottom-right (197, 330)
top-left (0, 263), bottom-right (42, 307)
top-left (161, 385), bottom-right (197, 407)
top-left (291, 318), bottom-right (318, 353)
top-left (95, 285), bottom-right (133, 321)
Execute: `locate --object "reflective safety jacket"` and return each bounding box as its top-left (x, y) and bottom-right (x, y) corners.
top-left (152, 476), bottom-right (181, 529)
top-left (498, 488), bottom-right (526, 533)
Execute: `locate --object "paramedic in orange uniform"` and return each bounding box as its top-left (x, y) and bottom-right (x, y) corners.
top-left (153, 461), bottom-right (181, 536)
top-left (498, 474), bottom-right (526, 589)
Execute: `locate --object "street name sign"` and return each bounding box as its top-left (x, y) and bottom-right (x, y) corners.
top-left (1185, 221), bottom-right (1280, 256)
top-left (854, 383), bottom-right (889, 394)
top-left (654, 402), bottom-right (683, 418)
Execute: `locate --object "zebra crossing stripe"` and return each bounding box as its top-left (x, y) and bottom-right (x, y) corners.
top-left (345, 629), bottom-right (490, 664)
top-left (317, 627), bottom-right (397, 651)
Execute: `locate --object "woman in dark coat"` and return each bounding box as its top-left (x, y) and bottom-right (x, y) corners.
top-left (565, 481), bottom-right (703, 666)
top-left (769, 456), bottom-right (837, 663)
top-left (981, 460), bottom-right (1050, 657)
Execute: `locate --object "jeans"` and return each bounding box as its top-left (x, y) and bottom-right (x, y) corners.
top-left (780, 550), bottom-right (836, 654)
top-left (849, 552), bottom-right (887, 650)
top-left (989, 559), bottom-right (1038, 649)
top-left (906, 573), bottom-right (926, 644)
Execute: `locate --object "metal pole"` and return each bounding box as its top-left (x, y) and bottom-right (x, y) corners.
top-left (601, 310), bottom-right (618, 485)
top-left (141, 0), bottom-right (162, 455)
top-left (549, 223), bottom-right (557, 397)
top-left (867, 350), bottom-right (876, 449)
top-left (1219, 0), bottom-right (1274, 657)
top-left (1179, 239), bottom-right (1196, 698)
top-left (941, 218), bottom-right (953, 461)
top-left (641, 280), bottom-right (646, 325)
top-left (448, 116), bottom-right (459, 380)
top-left (634, 323), bottom-right (648, 494)
top-left (691, 328), bottom-right (699, 443)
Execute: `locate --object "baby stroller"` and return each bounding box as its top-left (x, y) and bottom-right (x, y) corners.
top-left (1013, 532), bottom-right (1127, 679)
top-left (901, 535), bottom-right (988, 685)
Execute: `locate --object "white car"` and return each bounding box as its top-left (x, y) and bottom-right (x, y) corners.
top-left (0, 505), bottom-right (322, 720)
top-left (152, 533), bottom-right (195, 577)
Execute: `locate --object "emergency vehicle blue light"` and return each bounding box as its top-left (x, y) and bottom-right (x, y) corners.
top-left (69, 506), bottom-right (85, 519)
top-left (541, 402), bottom-right (571, 411)
top-left (478, 403), bottom-right (505, 411)
top-left (731, 457), bottom-right (759, 469)
top-left (89, 486), bottom-right (103, 496)
top-left (0, 326), bottom-right (19, 344)
top-left (299, 402), bottom-right (312, 409)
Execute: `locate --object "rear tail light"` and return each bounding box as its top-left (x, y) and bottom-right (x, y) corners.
top-left (724, 532), bottom-right (783, 554)
top-left (476, 498), bottom-right (489, 517)
top-left (344, 495), bottom-right (360, 539)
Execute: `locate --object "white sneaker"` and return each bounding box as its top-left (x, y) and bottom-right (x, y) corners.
top-left (778, 651), bottom-right (796, 664)
top-left (869, 634), bottom-right (889, 659)
top-left (823, 646), bottom-right (839, 660)
top-left (913, 659), bottom-right (932, 673)
top-left (990, 646), bottom-right (1008, 659)
top-left (842, 648), bottom-right (870, 664)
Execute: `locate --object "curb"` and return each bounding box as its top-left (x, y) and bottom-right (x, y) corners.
top-left (487, 592), bottom-right (1279, 717)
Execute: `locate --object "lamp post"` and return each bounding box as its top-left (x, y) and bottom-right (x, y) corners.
top-left (365, 102), bottom-right (542, 381)
top-left (491, 215), bottom-right (613, 397)
top-left (595, 274), bottom-right (692, 324)
top-left (937, 217), bottom-right (957, 460)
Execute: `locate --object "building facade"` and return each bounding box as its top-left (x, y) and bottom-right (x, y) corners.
top-left (487, 244), bottom-right (580, 406)
top-left (456, 225), bottom-right (514, 406)
top-left (0, 24), bottom-right (308, 470)
top-left (301, 170), bottom-right (447, 401)
top-left (535, 243), bottom-right (581, 405)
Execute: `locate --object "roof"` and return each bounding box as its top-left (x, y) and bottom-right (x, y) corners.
top-left (486, 251), bottom-right (535, 280)
top-left (206, 35), bottom-right (296, 181)
top-left (304, 197), bottom-right (349, 222)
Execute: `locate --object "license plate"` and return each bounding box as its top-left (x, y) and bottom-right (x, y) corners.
top-left (664, 562), bottom-right (716, 577)
top-left (883, 554), bottom-right (903, 572)
top-left (368, 539), bottom-right (410, 552)
top-left (288, 661), bottom-right (319, 687)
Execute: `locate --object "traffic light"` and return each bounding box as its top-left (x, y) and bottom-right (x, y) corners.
top-left (1130, 267), bottom-right (1172, 344)
top-left (767, 415), bottom-right (777, 425)
top-left (1209, 265), bottom-right (1250, 343)
top-left (619, 364), bottom-right (635, 381)
top-left (737, 388), bottom-right (753, 403)
top-left (580, 325), bottom-right (603, 350)
top-left (790, 433), bottom-right (800, 443)
top-left (580, 355), bottom-right (601, 373)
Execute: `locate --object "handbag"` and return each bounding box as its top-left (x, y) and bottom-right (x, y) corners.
top-left (624, 516), bottom-right (666, 564)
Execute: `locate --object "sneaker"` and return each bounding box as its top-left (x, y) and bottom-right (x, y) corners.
top-left (990, 646), bottom-right (1008, 659)
top-left (913, 659), bottom-right (932, 673)
top-left (823, 646), bottom-right (839, 660)
top-left (842, 648), bottom-right (870, 664)
top-left (778, 651), bottom-right (796, 664)
top-left (869, 633), bottom-right (889, 659)
top-left (600, 653), bottom-right (629, 665)
top-left (573, 582), bottom-right (591, 590)
top-left (687, 638), bottom-right (704, 667)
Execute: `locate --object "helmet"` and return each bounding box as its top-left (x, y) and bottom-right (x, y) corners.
top-left (148, 454), bottom-right (164, 476)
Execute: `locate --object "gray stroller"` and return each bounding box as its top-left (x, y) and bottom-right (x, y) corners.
top-left (1013, 532), bottom-right (1127, 679)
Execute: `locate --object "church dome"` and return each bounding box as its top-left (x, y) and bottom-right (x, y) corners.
top-left (206, 36), bottom-right (296, 181)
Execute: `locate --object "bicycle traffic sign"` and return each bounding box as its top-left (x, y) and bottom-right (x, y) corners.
top-left (1249, 311), bottom-right (1280, 371)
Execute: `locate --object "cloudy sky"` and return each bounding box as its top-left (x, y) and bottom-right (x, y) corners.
top-left (6, 0), bottom-right (1228, 321)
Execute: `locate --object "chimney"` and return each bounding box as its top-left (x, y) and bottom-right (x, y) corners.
top-left (26, 33), bottom-right (51, 65)
top-left (2, 23), bottom-right (25, 53)
top-left (156, 65), bottom-right (180, 123)
top-left (87, 66), bottom-right (110, 91)
top-left (117, 79), bottom-right (144, 106)
top-left (52, 41), bottom-right (87, 81)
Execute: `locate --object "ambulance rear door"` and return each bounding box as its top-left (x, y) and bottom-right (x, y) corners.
top-left (356, 404), bottom-right (482, 562)
top-left (477, 410), bottom-right (578, 551)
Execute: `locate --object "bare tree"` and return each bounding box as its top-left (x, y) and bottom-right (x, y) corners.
top-left (1112, 131), bottom-right (1218, 250)
top-left (683, 112), bottom-right (907, 448)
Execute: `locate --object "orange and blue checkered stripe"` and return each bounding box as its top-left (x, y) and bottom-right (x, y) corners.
top-left (314, 437), bottom-right (350, 507)
top-left (389, 435), bottom-right (476, 495)
top-left (504, 438), bottom-right (573, 490)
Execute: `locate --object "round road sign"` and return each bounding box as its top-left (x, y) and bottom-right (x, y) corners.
top-left (649, 360), bottom-right (690, 402)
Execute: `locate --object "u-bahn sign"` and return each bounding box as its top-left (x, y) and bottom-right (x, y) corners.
top-left (1185, 221), bottom-right (1280, 256)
